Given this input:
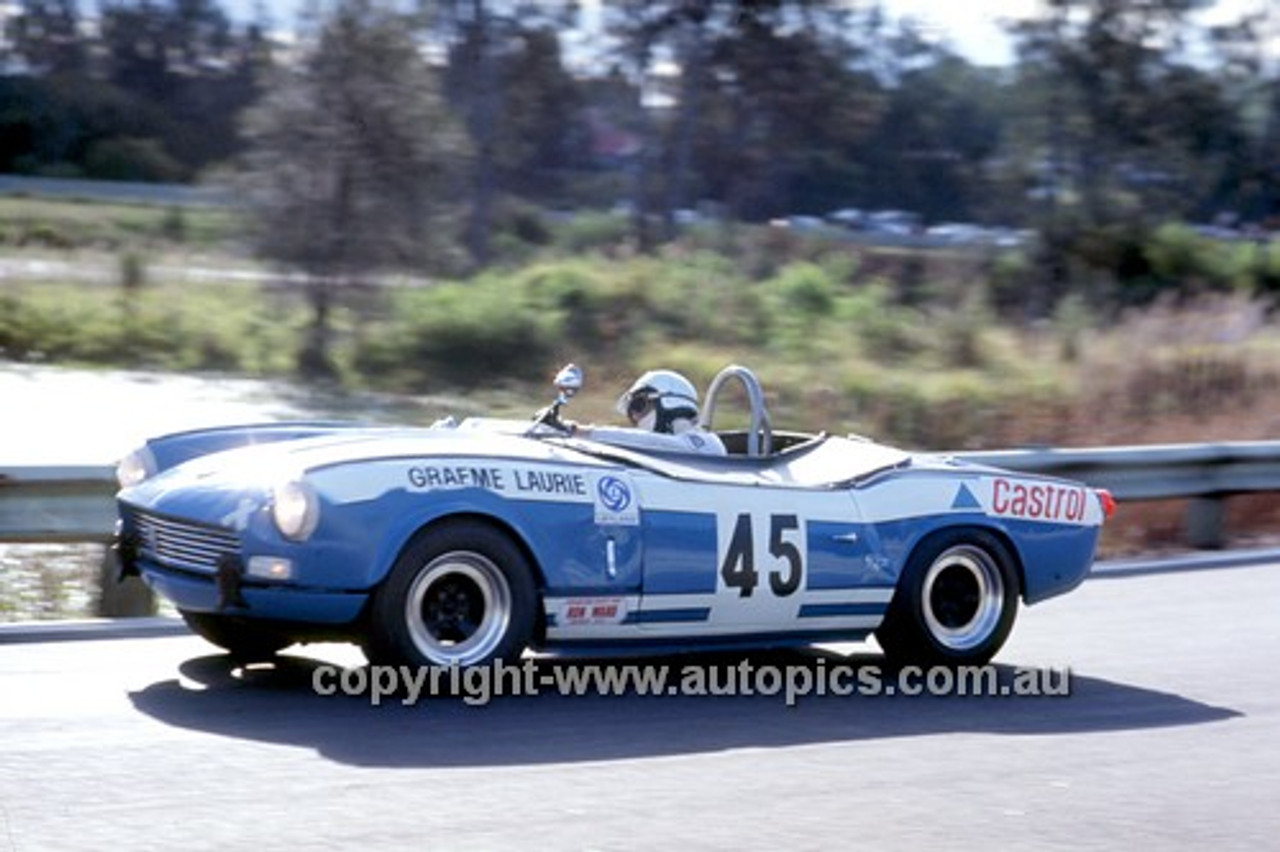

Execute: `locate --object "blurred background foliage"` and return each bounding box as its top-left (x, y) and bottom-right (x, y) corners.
top-left (3, 0), bottom-right (1275, 244)
top-left (2, 195), bottom-right (1278, 454)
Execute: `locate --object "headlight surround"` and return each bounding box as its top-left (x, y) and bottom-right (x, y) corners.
top-left (116, 447), bottom-right (156, 489)
top-left (271, 479), bottom-right (319, 541)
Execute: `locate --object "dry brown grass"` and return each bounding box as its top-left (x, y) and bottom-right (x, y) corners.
top-left (1045, 295), bottom-right (1280, 556)
top-left (1065, 294), bottom-right (1280, 447)
top-left (1099, 494), bottom-right (1280, 557)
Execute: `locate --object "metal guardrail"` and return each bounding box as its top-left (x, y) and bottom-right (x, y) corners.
top-left (3, 441), bottom-right (1279, 543)
top-left (2, 441), bottom-right (1278, 614)
top-left (955, 442), bottom-right (1280, 502)
top-left (0, 463), bottom-right (143, 617)
top-left (0, 464), bottom-right (117, 543)
top-left (955, 442), bottom-right (1280, 549)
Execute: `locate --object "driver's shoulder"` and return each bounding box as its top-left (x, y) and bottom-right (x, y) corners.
top-left (678, 429), bottom-right (726, 455)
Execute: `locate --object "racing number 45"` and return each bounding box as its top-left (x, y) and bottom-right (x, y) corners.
top-left (720, 513), bottom-right (803, 598)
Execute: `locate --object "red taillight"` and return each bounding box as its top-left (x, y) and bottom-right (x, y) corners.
top-left (1097, 489), bottom-right (1117, 521)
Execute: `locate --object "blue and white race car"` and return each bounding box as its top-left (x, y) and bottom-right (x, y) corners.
top-left (113, 365), bottom-right (1113, 668)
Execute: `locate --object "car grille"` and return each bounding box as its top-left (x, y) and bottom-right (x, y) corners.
top-left (130, 509), bottom-right (241, 575)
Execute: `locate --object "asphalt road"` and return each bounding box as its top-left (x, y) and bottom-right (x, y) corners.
top-left (1, 557), bottom-right (1277, 851)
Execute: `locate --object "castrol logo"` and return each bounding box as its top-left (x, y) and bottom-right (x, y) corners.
top-left (990, 478), bottom-right (1089, 523)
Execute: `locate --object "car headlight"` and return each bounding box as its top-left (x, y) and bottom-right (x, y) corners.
top-left (116, 446), bottom-right (156, 488)
top-left (271, 480), bottom-right (319, 541)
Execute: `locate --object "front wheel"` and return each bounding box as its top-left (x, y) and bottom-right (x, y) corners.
top-left (876, 529), bottom-right (1020, 667)
top-left (365, 521), bottom-right (537, 668)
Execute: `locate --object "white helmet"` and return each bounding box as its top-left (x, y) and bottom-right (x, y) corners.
top-left (616, 370), bottom-right (699, 433)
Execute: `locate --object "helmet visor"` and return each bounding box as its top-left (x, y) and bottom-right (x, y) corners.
top-left (620, 388), bottom-right (657, 424)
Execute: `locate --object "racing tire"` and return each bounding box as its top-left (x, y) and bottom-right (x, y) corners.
top-left (180, 610), bottom-right (294, 661)
top-left (875, 529), bottom-right (1020, 667)
top-left (365, 520), bottom-right (537, 669)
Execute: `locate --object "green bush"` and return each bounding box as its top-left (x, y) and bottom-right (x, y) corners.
top-left (496, 197), bottom-right (552, 247)
top-left (0, 281), bottom-right (294, 372)
top-left (934, 290), bottom-right (992, 369)
top-left (83, 137), bottom-right (185, 183)
top-left (161, 207), bottom-right (187, 243)
top-left (119, 251), bottom-right (147, 295)
top-left (1244, 240), bottom-right (1280, 297)
top-left (0, 198), bottom-right (237, 252)
top-left (1144, 223), bottom-right (1239, 293)
top-left (756, 262), bottom-right (840, 357)
top-left (836, 282), bottom-right (928, 363)
top-left (486, 197), bottom-right (555, 265)
top-left (764, 262), bottom-right (836, 316)
top-left (552, 212), bottom-right (632, 254)
top-left (0, 289), bottom-right (111, 361)
top-left (19, 222), bottom-right (77, 250)
top-left (353, 280), bottom-right (560, 391)
top-left (516, 259), bottom-right (647, 357)
top-left (986, 249), bottom-right (1033, 316)
top-left (5, 201), bottom-right (1276, 456)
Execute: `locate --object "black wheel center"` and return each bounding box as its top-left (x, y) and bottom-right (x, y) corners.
top-left (424, 577), bottom-right (484, 642)
top-left (931, 566), bottom-right (980, 629)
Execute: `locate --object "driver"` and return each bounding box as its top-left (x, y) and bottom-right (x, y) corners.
top-left (572, 370), bottom-right (726, 456)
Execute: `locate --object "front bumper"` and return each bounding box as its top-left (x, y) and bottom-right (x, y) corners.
top-left (116, 499), bottom-right (369, 625)
top-left (132, 555), bottom-right (369, 625)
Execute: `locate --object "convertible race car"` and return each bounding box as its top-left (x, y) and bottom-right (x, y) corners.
top-left (113, 365), bottom-right (1113, 668)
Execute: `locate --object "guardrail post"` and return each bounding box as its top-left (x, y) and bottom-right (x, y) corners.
top-left (97, 553), bottom-right (156, 617)
top-left (2, 464), bottom-right (157, 617)
top-left (1185, 496), bottom-right (1227, 549)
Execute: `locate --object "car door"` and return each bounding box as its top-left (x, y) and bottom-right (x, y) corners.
top-left (635, 475), bottom-right (893, 639)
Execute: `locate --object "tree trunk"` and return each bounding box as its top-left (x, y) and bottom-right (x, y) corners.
top-left (664, 17), bottom-right (705, 240)
top-left (465, 0), bottom-right (497, 269)
top-left (298, 279), bottom-right (338, 380)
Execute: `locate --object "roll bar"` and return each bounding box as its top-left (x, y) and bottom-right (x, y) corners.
top-left (700, 365), bottom-right (773, 456)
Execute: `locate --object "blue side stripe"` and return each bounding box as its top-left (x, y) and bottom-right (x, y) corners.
top-left (797, 602), bottom-right (886, 618)
top-left (624, 607), bottom-right (712, 625)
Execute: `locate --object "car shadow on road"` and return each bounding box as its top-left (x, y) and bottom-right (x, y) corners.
top-left (126, 646), bottom-right (1240, 768)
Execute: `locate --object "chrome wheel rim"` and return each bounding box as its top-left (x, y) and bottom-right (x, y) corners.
top-left (405, 551), bottom-right (511, 666)
top-left (921, 544), bottom-right (1005, 652)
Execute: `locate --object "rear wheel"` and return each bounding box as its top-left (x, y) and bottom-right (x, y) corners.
top-left (876, 529), bottom-right (1020, 667)
top-left (365, 521), bottom-right (537, 668)
top-left (179, 610), bottom-right (293, 661)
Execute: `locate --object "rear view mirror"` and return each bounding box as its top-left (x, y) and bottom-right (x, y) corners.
top-left (554, 363), bottom-right (583, 399)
